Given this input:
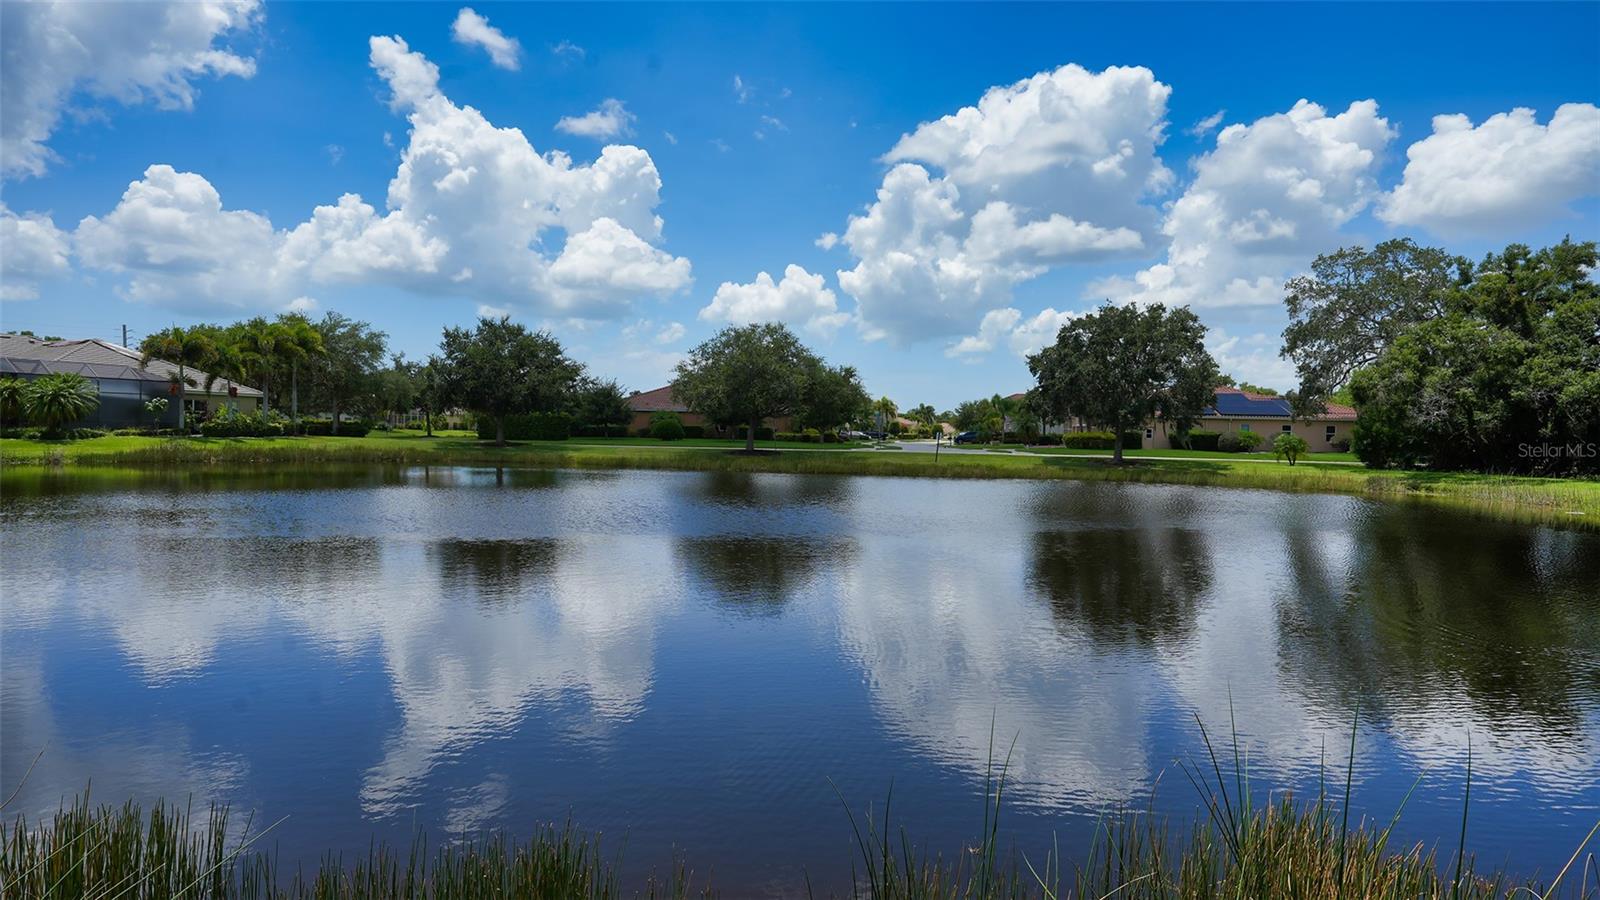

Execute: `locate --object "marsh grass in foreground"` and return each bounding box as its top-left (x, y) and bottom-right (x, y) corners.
top-left (5, 723), bottom-right (1598, 900)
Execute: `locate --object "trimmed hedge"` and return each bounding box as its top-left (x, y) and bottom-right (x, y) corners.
top-left (301, 419), bottom-right (374, 437)
top-left (1059, 431), bottom-right (1145, 450)
top-left (572, 424), bottom-right (630, 437)
top-left (1172, 429), bottom-right (1221, 451)
top-left (735, 425), bottom-right (776, 441)
top-left (477, 412), bottom-right (572, 441)
top-left (682, 425), bottom-right (705, 439)
top-left (773, 428), bottom-right (832, 444)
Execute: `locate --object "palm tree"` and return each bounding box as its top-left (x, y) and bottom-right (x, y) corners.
top-left (274, 314), bottom-right (325, 433)
top-left (908, 403), bottom-right (937, 438)
top-left (989, 393), bottom-right (1019, 444)
top-left (140, 326), bottom-right (216, 430)
top-left (872, 395), bottom-right (897, 437)
top-left (23, 373), bottom-right (99, 436)
top-left (234, 318), bottom-right (283, 414)
top-left (201, 331), bottom-right (255, 415)
top-left (0, 377), bottom-right (25, 427)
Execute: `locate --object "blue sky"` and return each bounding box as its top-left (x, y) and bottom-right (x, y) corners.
top-left (2, 1), bottom-right (1597, 407)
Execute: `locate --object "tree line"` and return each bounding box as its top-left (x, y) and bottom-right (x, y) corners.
top-left (115, 313), bottom-right (874, 449)
top-left (995, 236), bottom-right (1596, 473)
top-left (1282, 237), bottom-right (1597, 475)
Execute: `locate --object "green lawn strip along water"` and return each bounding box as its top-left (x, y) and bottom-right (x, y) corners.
top-left (1, 434), bottom-right (1595, 529)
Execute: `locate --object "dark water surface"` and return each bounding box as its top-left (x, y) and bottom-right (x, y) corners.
top-left (2, 466), bottom-right (1597, 892)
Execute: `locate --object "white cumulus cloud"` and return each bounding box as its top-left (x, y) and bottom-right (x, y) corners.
top-left (0, 203), bottom-right (72, 300)
top-left (835, 63), bottom-right (1170, 342)
top-left (451, 7), bottom-right (521, 70)
top-left (0, 0), bottom-right (260, 179)
top-left (1378, 103), bottom-right (1600, 237)
top-left (1089, 98), bottom-right (1395, 310)
top-left (700, 264), bottom-right (850, 337)
top-left (555, 98), bottom-right (636, 140)
top-left (946, 306), bottom-right (1077, 359)
top-left (67, 36), bottom-right (690, 317)
top-left (74, 164), bottom-right (288, 308)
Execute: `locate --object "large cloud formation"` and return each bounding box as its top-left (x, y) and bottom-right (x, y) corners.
top-left (700, 264), bottom-right (850, 337)
top-left (68, 35), bottom-right (690, 316)
top-left (1089, 99), bottom-right (1395, 310)
top-left (834, 64), bottom-right (1170, 342)
top-left (0, 0), bottom-right (261, 179)
top-left (0, 202), bottom-right (72, 300)
top-left (1378, 103), bottom-right (1600, 237)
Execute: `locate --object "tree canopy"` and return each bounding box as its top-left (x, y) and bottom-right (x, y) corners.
top-left (1028, 302), bottom-right (1218, 462)
top-left (1350, 239), bottom-right (1599, 474)
top-left (795, 362), bottom-right (870, 433)
top-left (673, 323), bottom-right (817, 451)
top-left (573, 377), bottom-right (634, 436)
top-left (307, 312), bottom-right (387, 432)
top-left (438, 316), bottom-right (584, 445)
top-left (1281, 238), bottom-right (1464, 408)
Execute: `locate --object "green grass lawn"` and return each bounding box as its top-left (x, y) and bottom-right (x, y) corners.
top-left (2, 431), bottom-right (1595, 527)
top-left (965, 442), bottom-right (1359, 463)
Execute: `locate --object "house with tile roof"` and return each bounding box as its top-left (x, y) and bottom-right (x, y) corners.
top-left (0, 333), bottom-right (261, 429)
top-left (1180, 386), bottom-right (1356, 450)
top-left (625, 384), bottom-right (795, 435)
top-left (1004, 385), bottom-right (1357, 450)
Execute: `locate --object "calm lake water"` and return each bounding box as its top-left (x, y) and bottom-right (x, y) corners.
top-left (2, 466), bottom-right (1597, 892)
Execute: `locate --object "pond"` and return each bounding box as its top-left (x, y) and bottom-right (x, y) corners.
top-left (1, 466), bottom-right (1596, 892)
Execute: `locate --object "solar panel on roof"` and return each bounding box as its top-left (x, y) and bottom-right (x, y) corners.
top-left (1209, 392), bottom-right (1291, 417)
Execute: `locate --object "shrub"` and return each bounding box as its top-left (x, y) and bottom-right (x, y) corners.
top-left (682, 425), bottom-right (705, 439)
top-left (821, 431), bottom-right (840, 443)
top-left (735, 425), bottom-right (776, 441)
top-left (1332, 438), bottom-right (1351, 453)
top-left (199, 409), bottom-right (285, 438)
top-left (650, 412), bottom-right (686, 441)
top-left (302, 418), bottom-right (375, 437)
top-left (1173, 429), bottom-right (1221, 451)
top-left (572, 424), bottom-right (630, 437)
top-left (1030, 433), bottom-right (1063, 446)
top-left (1059, 431), bottom-right (1146, 450)
top-left (0, 376), bottom-right (24, 426)
top-left (1273, 432), bottom-right (1311, 465)
top-left (21, 372), bottom-right (99, 436)
top-left (477, 412), bottom-right (572, 441)
top-left (1218, 430), bottom-right (1264, 453)
top-left (1061, 431), bottom-right (1117, 449)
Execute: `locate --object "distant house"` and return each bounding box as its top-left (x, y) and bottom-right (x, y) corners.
top-left (1180, 386), bottom-right (1356, 450)
top-left (1004, 385), bottom-right (1356, 450)
top-left (0, 334), bottom-right (262, 429)
top-left (626, 384), bottom-right (795, 434)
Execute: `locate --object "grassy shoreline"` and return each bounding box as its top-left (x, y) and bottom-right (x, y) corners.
top-left (2, 432), bottom-right (1595, 528)
top-left (3, 787), bottom-right (1594, 898)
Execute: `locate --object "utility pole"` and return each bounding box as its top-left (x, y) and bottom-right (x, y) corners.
top-left (121, 324), bottom-right (128, 347)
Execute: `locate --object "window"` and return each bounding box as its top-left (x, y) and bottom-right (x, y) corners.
top-left (1240, 423), bottom-right (1250, 431)
top-left (1325, 425), bottom-right (1336, 441)
top-left (1282, 424), bottom-right (1292, 432)
top-left (1145, 428), bottom-right (1153, 439)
